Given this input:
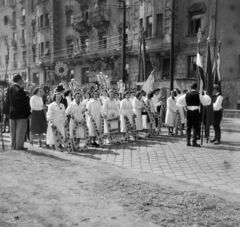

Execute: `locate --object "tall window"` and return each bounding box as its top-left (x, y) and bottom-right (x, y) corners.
top-left (32, 46), bottom-right (36, 62)
top-left (139, 18), bottom-right (143, 30)
top-left (22, 29), bottom-right (26, 43)
top-left (66, 37), bottom-right (74, 55)
top-left (39, 14), bottom-right (44, 28)
top-left (3, 0), bottom-right (7, 6)
top-left (13, 53), bottom-right (17, 63)
top-left (4, 15), bottom-right (8, 26)
top-left (81, 35), bottom-right (89, 52)
top-left (146, 15), bottom-right (153, 38)
top-left (162, 58), bottom-right (170, 80)
top-left (188, 4), bottom-right (205, 35)
top-left (22, 51), bottom-right (26, 62)
top-left (156, 14), bottom-right (163, 37)
top-left (99, 30), bottom-right (107, 49)
top-left (81, 67), bottom-right (89, 84)
top-left (13, 32), bottom-right (17, 41)
top-left (187, 55), bottom-right (197, 78)
top-left (12, 11), bottom-right (16, 24)
top-left (45, 41), bottom-right (50, 55)
top-left (21, 8), bottom-right (26, 21)
top-left (45, 13), bottom-right (49, 27)
top-left (40, 42), bottom-right (44, 57)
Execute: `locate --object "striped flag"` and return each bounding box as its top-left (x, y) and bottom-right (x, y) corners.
top-left (196, 44), bottom-right (205, 93)
top-left (142, 70), bottom-right (155, 93)
top-left (213, 41), bottom-right (221, 94)
top-left (205, 39), bottom-right (215, 131)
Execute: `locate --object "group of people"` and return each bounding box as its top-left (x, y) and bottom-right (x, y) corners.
top-left (2, 74), bottom-right (223, 151)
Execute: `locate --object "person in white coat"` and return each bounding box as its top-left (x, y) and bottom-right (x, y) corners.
top-left (66, 93), bottom-right (86, 149)
top-left (132, 91), bottom-right (143, 138)
top-left (120, 91), bottom-right (136, 140)
top-left (175, 88), bottom-right (185, 130)
top-left (165, 91), bottom-right (178, 135)
top-left (46, 92), bottom-right (66, 151)
top-left (86, 90), bottom-right (103, 147)
top-left (103, 90), bottom-right (120, 138)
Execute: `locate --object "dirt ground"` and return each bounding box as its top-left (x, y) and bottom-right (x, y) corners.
top-left (1, 149), bottom-right (240, 227)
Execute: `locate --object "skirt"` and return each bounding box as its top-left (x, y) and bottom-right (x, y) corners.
top-left (30, 110), bottom-right (47, 134)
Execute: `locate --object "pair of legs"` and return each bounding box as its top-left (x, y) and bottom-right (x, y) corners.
top-left (210, 110), bottom-right (222, 144)
top-left (10, 119), bottom-right (27, 150)
top-left (186, 110), bottom-right (200, 147)
top-left (2, 114), bottom-right (9, 132)
top-left (29, 133), bottom-right (43, 147)
top-left (90, 136), bottom-right (99, 147)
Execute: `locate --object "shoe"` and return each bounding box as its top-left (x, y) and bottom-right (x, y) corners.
top-left (90, 143), bottom-right (95, 147)
top-left (51, 145), bottom-right (55, 150)
top-left (192, 143), bottom-right (200, 147)
top-left (210, 138), bottom-right (216, 143)
top-left (38, 141), bottom-right (42, 147)
top-left (17, 147), bottom-right (28, 151)
top-left (29, 141), bottom-right (33, 146)
top-left (214, 140), bottom-right (221, 145)
top-left (6, 131), bottom-right (10, 133)
top-left (2, 130), bottom-right (6, 133)
top-left (187, 143), bottom-right (191, 146)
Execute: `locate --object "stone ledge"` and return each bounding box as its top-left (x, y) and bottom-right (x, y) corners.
top-left (223, 109), bottom-right (240, 118)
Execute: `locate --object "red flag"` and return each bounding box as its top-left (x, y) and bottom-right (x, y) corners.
top-left (205, 40), bottom-right (214, 131)
top-left (196, 44), bottom-right (205, 93)
top-left (213, 41), bottom-right (221, 94)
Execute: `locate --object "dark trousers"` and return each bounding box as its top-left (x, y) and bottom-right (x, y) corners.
top-left (213, 110), bottom-right (222, 141)
top-left (10, 119), bottom-right (27, 150)
top-left (186, 110), bottom-right (200, 144)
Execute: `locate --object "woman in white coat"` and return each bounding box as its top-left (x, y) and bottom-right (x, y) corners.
top-left (165, 91), bottom-right (178, 135)
top-left (120, 91), bottom-right (135, 140)
top-left (66, 93), bottom-right (86, 149)
top-left (132, 91), bottom-right (143, 137)
top-left (46, 92), bottom-right (66, 151)
top-left (86, 90), bottom-right (102, 147)
top-left (103, 90), bottom-right (120, 134)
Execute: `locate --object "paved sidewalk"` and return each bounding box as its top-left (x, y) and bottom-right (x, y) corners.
top-left (1, 118), bottom-right (240, 194)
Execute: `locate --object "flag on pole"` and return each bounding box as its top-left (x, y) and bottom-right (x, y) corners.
top-left (142, 70), bottom-right (155, 93)
top-left (213, 41), bottom-right (221, 94)
top-left (196, 44), bottom-right (205, 93)
top-left (205, 39), bottom-right (215, 132)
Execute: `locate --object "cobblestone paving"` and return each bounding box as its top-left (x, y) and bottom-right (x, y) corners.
top-left (1, 118), bottom-right (240, 194)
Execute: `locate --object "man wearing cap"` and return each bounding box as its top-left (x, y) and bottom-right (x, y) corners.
top-left (176, 82), bottom-right (211, 147)
top-left (6, 74), bottom-right (31, 150)
top-left (210, 85), bottom-right (223, 145)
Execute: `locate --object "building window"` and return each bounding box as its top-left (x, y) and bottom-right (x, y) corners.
top-left (33, 73), bottom-right (39, 85)
top-left (32, 46), bottom-right (36, 62)
top-left (21, 8), bottom-right (26, 21)
top-left (12, 11), bottom-right (16, 24)
top-left (139, 18), bottom-right (143, 30)
top-left (13, 53), bottom-right (17, 63)
top-left (162, 58), bottom-right (170, 80)
top-left (21, 29), bottom-right (26, 44)
top-left (12, 32), bottom-right (17, 41)
top-left (39, 42), bottom-right (44, 57)
top-left (81, 67), bottom-right (89, 84)
top-left (44, 41), bottom-right (50, 55)
top-left (146, 15), bottom-right (153, 38)
top-left (4, 15), bottom-right (8, 26)
top-left (45, 13), bottom-right (49, 27)
top-left (99, 29), bottom-right (107, 49)
top-left (187, 55), bottom-right (197, 78)
top-left (66, 36), bottom-right (74, 55)
top-left (3, 0), bottom-right (7, 6)
top-left (22, 51), bottom-right (26, 62)
top-left (39, 14), bottom-right (44, 28)
top-left (188, 4), bottom-right (205, 35)
top-left (66, 14), bottom-right (72, 26)
top-left (156, 14), bottom-right (163, 37)
top-left (81, 35), bottom-right (89, 53)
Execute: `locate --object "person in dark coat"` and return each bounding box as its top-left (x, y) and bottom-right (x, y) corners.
top-left (6, 74), bottom-right (31, 150)
top-left (54, 84), bottom-right (68, 109)
top-left (2, 91), bottom-right (10, 133)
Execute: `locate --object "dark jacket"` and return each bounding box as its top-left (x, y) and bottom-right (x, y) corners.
top-left (6, 84), bottom-right (31, 119)
top-left (186, 90), bottom-right (200, 106)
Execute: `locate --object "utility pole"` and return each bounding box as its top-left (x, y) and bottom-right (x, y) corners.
top-left (121, 0), bottom-right (126, 83)
top-left (170, 0), bottom-right (175, 91)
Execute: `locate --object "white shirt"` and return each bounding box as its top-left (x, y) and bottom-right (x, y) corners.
top-left (151, 94), bottom-right (161, 111)
top-left (176, 90), bottom-right (211, 109)
top-left (30, 95), bottom-right (43, 111)
top-left (213, 93), bottom-right (223, 111)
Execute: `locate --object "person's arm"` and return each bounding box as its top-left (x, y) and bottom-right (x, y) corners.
top-left (102, 99), bottom-right (108, 116)
top-left (213, 96), bottom-right (223, 110)
top-left (65, 102), bottom-right (73, 116)
top-left (199, 93), bottom-right (211, 106)
top-left (5, 88), bottom-right (10, 115)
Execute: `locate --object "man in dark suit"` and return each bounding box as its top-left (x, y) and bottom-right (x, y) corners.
top-left (6, 74), bottom-right (31, 150)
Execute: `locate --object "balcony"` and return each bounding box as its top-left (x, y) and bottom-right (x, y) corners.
top-left (10, 20), bottom-right (16, 29)
top-left (91, 5), bottom-right (109, 29)
top-left (72, 17), bottom-right (91, 33)
top-left (11, 62), bottom-right (18, 69)
top-left (19, 16), bottom-right (26, 26)
top-left (20, 38), bottom-right (26, 47)
top-left (11, 40), bottom-right (17, 50)
top-left (20, 61), bottom-right (27, 68)
top-left (9, 0), bottom-right (16, 8)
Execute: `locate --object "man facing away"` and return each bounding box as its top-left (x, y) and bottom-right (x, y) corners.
top-left (6, 74), bottom-right (31, 150)
top-left (210, 85), bottom-right (223, 145)
top-left (176, 82), bottom-right (211, 147)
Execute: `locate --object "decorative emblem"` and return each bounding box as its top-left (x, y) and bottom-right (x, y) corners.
top-left (55, 62), bottom-right (68, 78)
